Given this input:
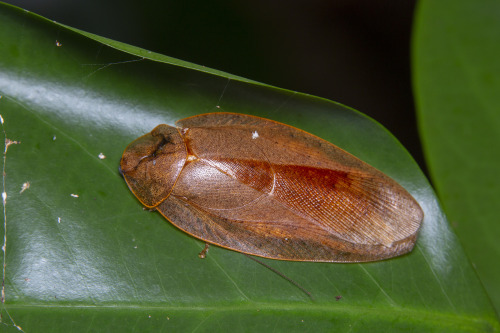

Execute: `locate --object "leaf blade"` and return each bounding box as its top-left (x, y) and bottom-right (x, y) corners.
top-left (0, 2), bottom-right (498, 332)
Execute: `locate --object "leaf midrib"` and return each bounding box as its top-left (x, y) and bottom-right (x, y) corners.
top-left (3, 302), bottom-right (498, 329)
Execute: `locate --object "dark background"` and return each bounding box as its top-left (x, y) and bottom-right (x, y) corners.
top-left (5, 0), bottom-right (423, 169)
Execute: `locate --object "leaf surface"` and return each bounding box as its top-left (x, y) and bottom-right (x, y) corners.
top-left (413, 0), bottom-right (500, 315)
top-left (0, 3), bottom-right (497, 332)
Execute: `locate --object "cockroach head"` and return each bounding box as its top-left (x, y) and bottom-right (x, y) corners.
top-left (119, 125), bottom-right (187, 207)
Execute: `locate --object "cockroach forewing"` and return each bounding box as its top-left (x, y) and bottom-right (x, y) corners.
top-left (156, 113), bottom-right (423, 262)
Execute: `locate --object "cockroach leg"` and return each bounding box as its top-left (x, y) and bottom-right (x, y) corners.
top-left (199, 243), bottom-right (210, 259)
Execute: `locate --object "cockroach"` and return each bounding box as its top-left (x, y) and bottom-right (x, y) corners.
top-left (120, 113), bottom-right (423, 262)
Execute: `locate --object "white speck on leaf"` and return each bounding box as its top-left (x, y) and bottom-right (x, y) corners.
top-left (20, 182), bottom-right (30, 194)
top-left (4, 139), bottom-right (20, 153)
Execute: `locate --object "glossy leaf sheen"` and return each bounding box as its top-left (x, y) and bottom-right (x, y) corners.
top-left (0, 2), bottom-right (498, 332)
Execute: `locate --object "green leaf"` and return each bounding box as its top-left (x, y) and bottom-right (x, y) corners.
top-left (0, 2), bottom-right (498, 332)
top-left (413, 0), bottom-right (500, 316)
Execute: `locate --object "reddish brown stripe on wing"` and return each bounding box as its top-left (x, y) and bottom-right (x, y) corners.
top-left (204, 158), bottom-right (421, 246)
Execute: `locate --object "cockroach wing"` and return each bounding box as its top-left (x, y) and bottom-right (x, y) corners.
top-left (156, 113), bottom-right (423, 262)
